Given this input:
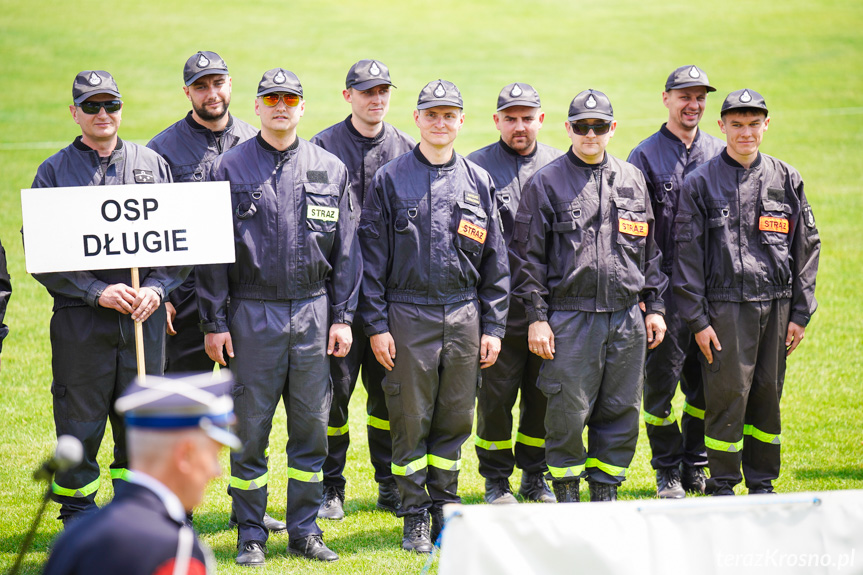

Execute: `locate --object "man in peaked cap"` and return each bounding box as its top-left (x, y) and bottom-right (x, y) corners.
top-left (196, 67), bottom-right (360, 564)
top-left (360, 79), bottom-right (509, 552)
top-left (467, 82), bottom-right (562, 505)
top-left (147, 51), bottom-right (285, 534)
top-left (310, 59), bottom-right (415, 520)
top-left (673, 89), bottom-right (820, 496)
top-left (30, 70), bottom-right (189, 526)
top-left (43, 371), bottom-right (239, 575)
top-left (627, 65), bottom-right (725, 499)
top-left (509, 89), bottom-right (667, 503)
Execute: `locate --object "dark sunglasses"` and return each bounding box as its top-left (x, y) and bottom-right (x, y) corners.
top-left (261, 93), bottom-right (301, 107)
top-left (570, 121), bottom-right (612, 136)
top-left (78, 100), bottom-right (123, 115)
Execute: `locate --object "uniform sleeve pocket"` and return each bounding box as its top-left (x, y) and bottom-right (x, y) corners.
top-left (674, 212), bottom-right (693, 243)
top-left (359, 209), bottom-right (381, 239)
top-left (513, 213), bottom-right (533, 244)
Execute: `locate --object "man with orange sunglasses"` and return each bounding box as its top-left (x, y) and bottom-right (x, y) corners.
top-left (197, 68), bottom-right (361, 565)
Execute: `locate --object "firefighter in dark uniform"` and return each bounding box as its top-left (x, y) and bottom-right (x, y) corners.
top-left (197, 68), bottom-right (360, 565)
top-left (510, 90), bottom-right (667, 503)
top-left (31, 71), bottom-right (188, 525)
top-left (467, 82), bottom-right (561, 505)
top-left (360, 79), bottom-right (510, 553)
top-left (147, 51), bottom-right (285, 534)
top-left (0, 238), bottom-right (10, 371)
top-left (674, 89), bottom-right (820, 496)
top-left (627, 65), bottom-right (725, 498)
top-left (43, 372), bottom-right (241, 575)
top-left (310, 59), bottom-right (415, 520)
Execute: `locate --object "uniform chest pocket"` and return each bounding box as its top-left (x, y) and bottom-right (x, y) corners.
top-left (653, 174), bottom-right (675, 204)
top-left (614, 196), bottom-right (648, 247)
top-left (706, 200), bottom-right (730, 229)
top-left (231, 184), bottom-right (263, 220)
top-left (453, 201), bottom-right (488, 255)
top-left (304, 182), bottom-right (340, 233)
top-left (759, 195), bottom-right (791, 245)
top-left (172, 163), bottom-right (207, 183)
top-left (551, 204), bottom-right (581, 233)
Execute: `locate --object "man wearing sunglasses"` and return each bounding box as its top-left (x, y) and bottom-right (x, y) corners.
top-left (673, 90), bottom-right (820, 496)
top-left (310, 59), bottom-right (415, 521)
top-left (627, 65), bottom-right (725, 499)
top-left (197, 68), bottom-right (360, 565)
top-left (510, 89), bottom-right (667, 503)
top-left (360, 80), bottom-right (509, 552)
top-left (466, 83), bottom-right (562, 506)
top-left (147, 51), bottom-right (286, 535)
top-left (30, 70), bottom-right (189, 525)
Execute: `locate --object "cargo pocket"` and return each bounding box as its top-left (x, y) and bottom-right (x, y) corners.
top-left (304, 182), bottom-right (339, 234)
top-left (453, 201), bottom-right (489, 255)
top-left (614, 195), bottom-right (648, 251)
top-left (536, 377), bottom-right (567, 434)
top-left (513, 212), bottom-right (532, 244)
top-left (51, 383), bottom-right (67, 420)
top-left (674, 212), bottom-right (693, 243)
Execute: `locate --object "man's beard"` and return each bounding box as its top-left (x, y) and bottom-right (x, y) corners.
top-left (194, 96), bottom-right (230, 122)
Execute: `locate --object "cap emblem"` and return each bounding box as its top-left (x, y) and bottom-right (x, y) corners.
top-left (369, 62), bottom-right (381, 76)
top-left (434, 83), bottom-right (446, 98)
top-left (511, 84), bottom-right (523, 97)
top-left (688, 66), bottom-right (700, 79)
top-left (88, 72), bottom-right (102, 86)
top-left (586, 95), bottom-right (597, 109)
top-left (274, 70), bottom-right (286, 84)
top-left (740, 90), bottom-right (752, 103)
top-left (197, 54), bottom-right (210, 68)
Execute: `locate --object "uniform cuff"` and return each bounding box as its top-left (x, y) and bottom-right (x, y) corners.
top-left (789, 312), bottom-right (810, 327)
top-left (482, 323), bottom-right (506, 339)
top-left (86, 280), bottom-right (110, 308)
top-left (525, 306), bottom-right (548, 324)
top-left (364, 319), bottom-right (389, 337)
top-left (331, 307), bottom-right (353, 326)
top-left (200, 320), bottom-right (228, 334)
top-left (688, 316), bottom-right (711, 335)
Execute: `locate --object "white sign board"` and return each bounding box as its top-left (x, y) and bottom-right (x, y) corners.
top-left (439, 490), bottom-right (863, 575)
top-left (21, 182), bottom-right (235, 274)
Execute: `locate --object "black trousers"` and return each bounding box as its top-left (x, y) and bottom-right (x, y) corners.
top-left (228, 296), bottom-right (331, 543)
top-left (324, 313), bottom-right (392, 490)
top-left (703, 300), bottom-right (787, 493)
top-left (384, 301), bottom-right (480, 517)
top-left (50, 305), bottom-right (166, 518)
top-left (475, 331), bottom-right (547, 479)
top-left (643, 289), bottom-right (708, 470)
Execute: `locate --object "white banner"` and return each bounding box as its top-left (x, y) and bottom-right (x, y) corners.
top-left (21, 181), bottom-right (235, 273)
top-left (439, 490), bottom-right (863, 575)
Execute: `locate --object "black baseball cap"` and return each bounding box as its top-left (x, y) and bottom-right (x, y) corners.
top-left (721, 89), bottom-right (768, 115)
top-left (567, 89), bottom-right (614, 122)
top-left (496, 83), bottom-right (541, 111)
top-left (417, 79), bottom-right (462, 110)
top-left (346, 59), bottom-right (394, 91)
top-left (665, 65), bottom-right (716, 92)
top-left (72, 70), bottom-right (121, 105)
top-left (184, 51), bottom-right (229, 86)
top-left (256, 68), bottom-right (303, 98)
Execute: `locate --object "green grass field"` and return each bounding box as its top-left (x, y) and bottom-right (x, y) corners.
top-left (2, 0), bottom-right (862, 573)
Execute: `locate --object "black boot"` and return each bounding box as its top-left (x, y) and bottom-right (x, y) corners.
top-left (588, 481), bottom-right (617, 502)
top-left (377, 479), bottom-right (401, 513)
top-left (236, 540), bottom-right (267, 567)
top-left (402, 511), bottom-right (433, 553)
top-left (287, 534), bottom-right (338, 562)
top-left (484, 477), bottom-right (518, 504)
top-left (318, 485), bottom-right (345, 520)
top-left (656, 467), bottom-right (685, 499)
top-left (520, 472), bottom-right (556, 503)
top-left (551, 479), bottom-right (580, 503)
top-left (681, 464), bottom-right (708, 494)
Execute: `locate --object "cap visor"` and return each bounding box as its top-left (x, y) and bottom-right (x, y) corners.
top-left (567, 112), bottom-right (614, 122)
top-left (497, 100), bottom-right (541, 111)
top-left (257, 87), bottom-right (303, 97)
top-left (185, 68), bottom-right (229, 86)
top-left (668, 81), bottom-right (716, 92)
top-left (74, 89), bottom-right (122, 105)
top-left (350, 79), bottom-right (395, 91)
top-left (201, 421), bottom-right (242, 451)
top-left (417, 99), bottom-right (463, 110)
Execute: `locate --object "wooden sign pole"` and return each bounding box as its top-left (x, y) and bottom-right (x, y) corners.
top-left (130, 267), bottom-right (146, 382)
